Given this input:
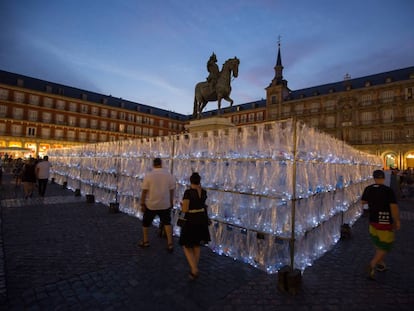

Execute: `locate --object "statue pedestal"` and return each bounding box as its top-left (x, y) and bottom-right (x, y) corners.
top-left (185, 117), bottom-right (235, 133)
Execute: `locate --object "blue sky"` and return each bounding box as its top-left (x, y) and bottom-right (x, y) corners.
top-left (1, 0), bottom-right (413, 115)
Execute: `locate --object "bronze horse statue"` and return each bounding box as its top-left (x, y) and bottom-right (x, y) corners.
top-left (193, 57), bottom-right (240, 119)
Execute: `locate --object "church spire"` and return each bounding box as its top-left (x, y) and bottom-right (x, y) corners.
top-left (271, 36), bottom-right (284, 86)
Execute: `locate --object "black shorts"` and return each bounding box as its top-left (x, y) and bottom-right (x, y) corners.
top-left (142, 208), bottom-right (171, 227)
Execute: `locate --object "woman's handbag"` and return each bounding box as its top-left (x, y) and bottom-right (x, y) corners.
top-left (177, 211), bottom-right (187, 227)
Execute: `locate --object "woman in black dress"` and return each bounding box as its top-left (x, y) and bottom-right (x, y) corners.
top-left (179, 172), bottom-right (211, 280)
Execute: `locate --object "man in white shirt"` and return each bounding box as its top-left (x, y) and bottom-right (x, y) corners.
top-left (139, 158), bottom-right (175, 253)
top-left (35, 155), bottom-right (52, 197)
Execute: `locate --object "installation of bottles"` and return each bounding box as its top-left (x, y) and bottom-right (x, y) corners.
top-left (48, 118), bottom-right (381, 273)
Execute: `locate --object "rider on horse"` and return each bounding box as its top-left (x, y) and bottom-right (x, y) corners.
top-left (206, 53), bottom-right (219, 92)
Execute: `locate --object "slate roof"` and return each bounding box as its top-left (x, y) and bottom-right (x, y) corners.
top-left (0, 70), bottom-right (188, 121)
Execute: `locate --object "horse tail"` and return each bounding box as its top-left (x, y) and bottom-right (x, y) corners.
top-left (193, 94), bottom-right (198, 118)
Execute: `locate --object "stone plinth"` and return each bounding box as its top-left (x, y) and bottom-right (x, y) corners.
top-left (186, 117), bottom-right (235, 133)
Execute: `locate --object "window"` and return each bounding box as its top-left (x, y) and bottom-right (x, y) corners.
top-left (69, 102), bottom-right (77, 112)
top-left (310, 102), bottom-right (319, 113)
top-left (135, 126), bottom-right (141, 134)
top-left (405, 87), bottom-right (414, 100)
top-left (90, 119), bottom-right (98, 129)
top-left (42, 112), bottom-right (52, 122)
top-left (159, 129), bottom-right (164, 136)
top-left (27, 127), bottom-right (36, 137)
top-left (240, 114), bottom-right (247, 123)
top-left (100, 120), bottom-right (107, 130)
top-left (0, 105), bottom-right (7, 117)
top-left (56, 114), bottom-right (65, 125)
top-left (324, 100), bottom-right (335, 110)
top-left (128, 114), bottom-right (135, 122)
top-left (382, 109), bottom-right (394, 123)
top-left (101, 108), bottom-right (108, 117)
top-left (68, 116), bottom-right (76, 126)
top-left (405, 106), bottom-right (414, 121)
top-left (110, 110), bottom-right (117, 119)
top-left (325, 115), bottom-right (335, 128)
top-left (383, 129), bottom-right (394, 142)
top-left (79, 118), bottom-right (87, 128)
top-left (271, 95), bottom-right (278, 104)
top-left (0, 88), bottom-right (9, 100)
top-left (79, 132), bottom-right (87, 141)
top-left (360, 94), bottom-right (372, 106)
top-left (142, 127), bottom-right (148, 135)
top-left (282, 105), bottom-right (290, 116)
top-left (29, 94), bottom-right (39, 105)
top-left (67, 130), bottom-right (76, 140)
top-left (90, 132), bottom-right (97, 142)
top-left (41, 128), bottom-right (51, 138)
top-left (361, 131), bottom-right (372, 144)
top-left (149, 128), bottom-right (154, 136)
top-left (56, 100), bottom-right (65, 110)
top-left (380, 90), bottom-right (394, 103)
top-left (256, 111), bottom-right (264, 121)
top-left (127, 125), bottom-right (134, 134)
top-left (43, 97), bottom-right (53, 107)
top-left (14, 92), bottom-right (25, 103)
top-left (11, 124), bottom-right (22, 136)
top-left (91, 106), bottom-right (99, 115)
top-left (233, 115), bottom-right (240, 124)
top-left (0, 123), bottom-right (6, 134)
top-left (119, 112), bottom-right (126, 120)
top-left (119, 124), bottom-right (125, 132)
top-left (55, 129), bottom-right (63, 139)
top-left (406, 128), bottom-right (414, 141)
top-left (13, 107), bottom-right (23, 119)
top-left (248, 113), bottom-right (255, 122)
top-left (360, 111), bottom-right (373, 125)
top-left (310, 118), bottom-right (319, 127)
top-left (28, 110), bottom-right (38, 121)
top-left (100, 133), bottom-right (107, 141)
top-left (136, 115), bottom-right (142, 123)
top-left (295, 103), bottom-right (304, 114)
top-left (110, 122), bottom-right (117, 131)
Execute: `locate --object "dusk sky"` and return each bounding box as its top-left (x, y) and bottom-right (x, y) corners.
top-left (1, 0), bottom-right (413, 115)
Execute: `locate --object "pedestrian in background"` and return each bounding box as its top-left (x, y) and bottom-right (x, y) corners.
top-left (36, 155), bottom-right (51, 197)
top-left (139, 158), bottom-right (175, 253)
top-left (21, 157), bottom-right (37, 199)
top-left (179, 172), bottom-right (211, 280)
top-left (361, 169), bottom-right (401, 280)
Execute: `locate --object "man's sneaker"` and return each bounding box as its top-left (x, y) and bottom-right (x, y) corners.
top-left (367, 265), bottom-right (375, 280)
top-left (376, 263), bottom-right (388, 272)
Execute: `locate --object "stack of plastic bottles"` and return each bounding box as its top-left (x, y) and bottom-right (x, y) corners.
top-left (48, 119), bottom-right (381, 273)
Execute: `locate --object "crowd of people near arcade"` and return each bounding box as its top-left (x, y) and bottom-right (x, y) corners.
top-left (0, 153), bottom-right (51, 198)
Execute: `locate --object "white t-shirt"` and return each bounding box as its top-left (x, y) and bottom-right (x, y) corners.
top-left (142, 167), bottom-right (175, 210)
top-left (36, 160), bottom-right (52, 179)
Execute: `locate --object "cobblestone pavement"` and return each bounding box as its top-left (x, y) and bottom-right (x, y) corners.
top-left (0, 172), bottom-right (413, 310)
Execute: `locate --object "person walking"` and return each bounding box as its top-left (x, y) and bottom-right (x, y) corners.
top-left (361, 169), bottom-right (401, 280)
top-left (36, 155), bottom-right (52, 197)
top-left (139, 158), bottom-right (175, 253)
top-left (179, 172), bottom-right (211, 280)
top-left (21, 157), bottom-right (37, 199)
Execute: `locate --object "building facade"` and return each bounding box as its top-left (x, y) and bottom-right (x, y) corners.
top-left (261, 43), bottom-right (414, 170)
top-left (1, 44), bottom-right (413, 169)
top-left (0, 70), bottom-right (187, 158)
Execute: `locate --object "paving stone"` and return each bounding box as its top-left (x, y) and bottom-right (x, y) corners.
top-left (1, 173), bottom-right (414, 310)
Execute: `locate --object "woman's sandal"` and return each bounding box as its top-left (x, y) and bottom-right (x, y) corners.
top-left (167, 243), bottom-right (174, 253)
top-left (188, 271), bottom-right (199, 281)
top-left (138, 241), bottom-right (150, 248)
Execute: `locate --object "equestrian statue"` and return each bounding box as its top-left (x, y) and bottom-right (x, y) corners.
top-left (193, 53), bottom-right (240, 119)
